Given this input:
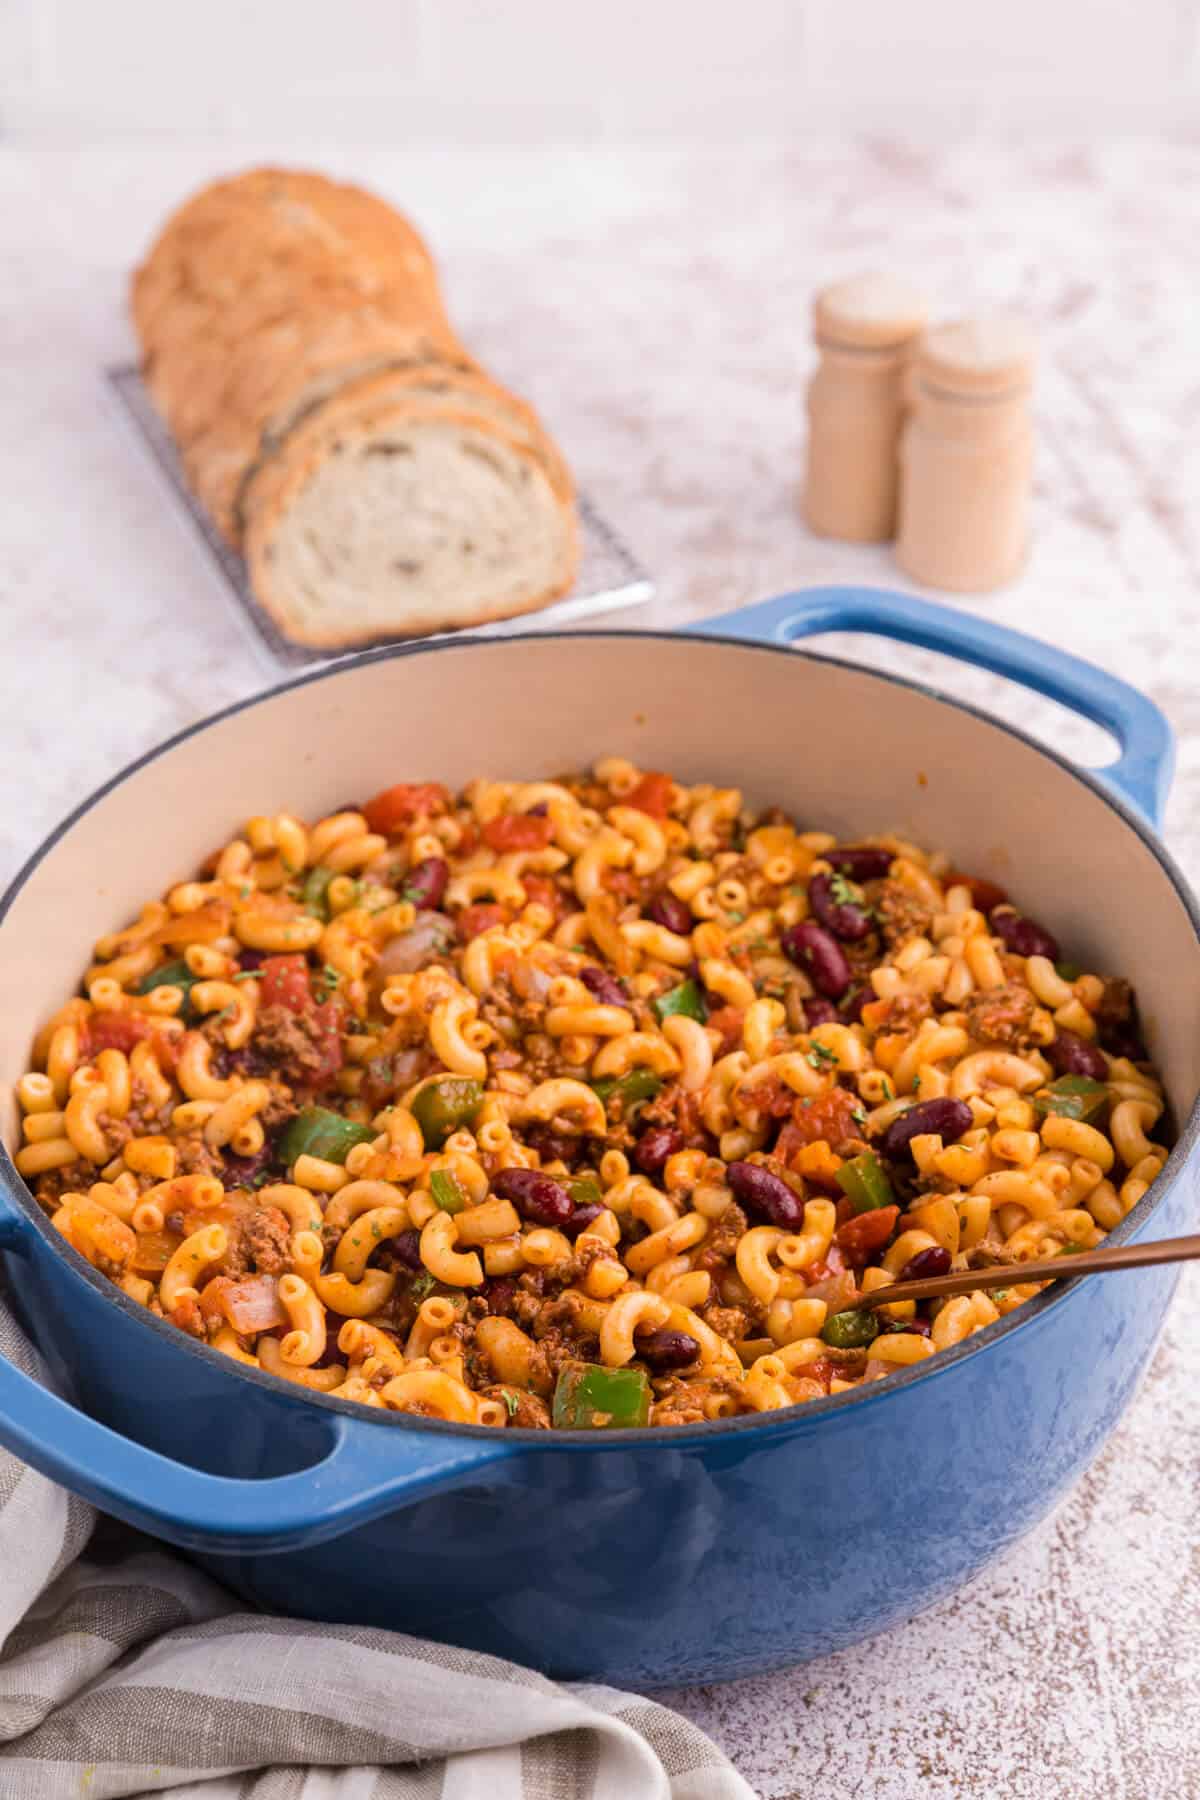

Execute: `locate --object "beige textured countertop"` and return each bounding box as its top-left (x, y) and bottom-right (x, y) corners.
top-left (1, 139), bottom-right (1198, 1798)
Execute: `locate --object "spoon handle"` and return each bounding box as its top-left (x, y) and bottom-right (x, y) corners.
top-left (860, 1232), bottom-right (1200, 1310)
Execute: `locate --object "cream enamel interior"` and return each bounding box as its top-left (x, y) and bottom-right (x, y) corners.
top-left (2, 634), bottom-right (1197, 1167)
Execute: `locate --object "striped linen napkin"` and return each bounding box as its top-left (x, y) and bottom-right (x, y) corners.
top-left (0, 1308), bottom-right (756, 1800)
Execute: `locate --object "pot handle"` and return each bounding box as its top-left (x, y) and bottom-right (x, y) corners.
top-left (688, 586), bottom-right (1174, 825)
top-left (0, 1206), bottom-right (515, 1554)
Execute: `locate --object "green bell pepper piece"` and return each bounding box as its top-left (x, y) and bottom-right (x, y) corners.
top-left (1054, 960), bottom-right (1083, 983)
top-left (1033, 1075), bottom-right (1108, 1124)
top-left (135, 957), bottom-right (199, 1018)
top-left (430, 1168), bottom-right (467, 1214)
top-left (552, 1362), bottom-right (651, 1429)
top-left (821, 1308), bottom-right (881, 1350)
top-left (410, 1078), bottom-right (485, 1151)
top-left (566, 1175), bottom-right (603, 1208)
top-left (279, 1106), bottom-right (377, 1168)
top-left (301, 865), bottom-right (336, 919)
top-left (835, 1149), bottom-right (894, 1214)
top-left (652, 978), bottom-right (706, 1024)
top-left (591, 1068), bottom-right (663, 1122)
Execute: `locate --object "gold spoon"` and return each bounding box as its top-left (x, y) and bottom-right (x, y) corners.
top-left (858, 1232), bottom-right (1200, 1311)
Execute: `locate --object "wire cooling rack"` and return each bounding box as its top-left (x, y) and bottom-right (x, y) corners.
top-left (106, 365), bottom-right (654, 673)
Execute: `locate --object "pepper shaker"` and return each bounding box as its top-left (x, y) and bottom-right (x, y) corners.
top-left (896, 317), bottom-right (1036, 593)
top-left (802, 272), bottom-right (928, 543)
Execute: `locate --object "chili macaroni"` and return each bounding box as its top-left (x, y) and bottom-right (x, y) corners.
top-left (15, 765), bottom-right (1169, 1430)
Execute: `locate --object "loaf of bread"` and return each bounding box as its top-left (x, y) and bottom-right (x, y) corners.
top-left (131, 168), bottom-right (578, 644)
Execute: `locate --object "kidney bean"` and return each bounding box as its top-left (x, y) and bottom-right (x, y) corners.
top-left (838, 986), bottom-right (869, 1025)
top-left (392, 1229), bottom-right (425, 1271)
top-left (580, 963), bottom-right (629, 1008)
top-left (879, 1097), bottom-right (973, 1161)
top-left (637, 1327), bottom-right (701, 1372)
top-left (522, 1124), bottom-right (582, 1168)
top-left (647, 892), bottom-right (692, 936)
top-left (403, 857), bottom-right (449, 909)
top-left (1100, 1023), bottom-right (1148, 1062)
top-left (781, 920), bottom-right (852, 998)
top-left (879, 1315), bottom-right (932, 1337)
top-left (634, 1125), bottom-right (685, 1175)
top-left (808, 871), bottom-right (873, 943)
top-left (989, 906), bottom-right (1061, 962)
top-left (485, 1276), bottom-right (517, 1315)
top-left (492, 1167), bottom-right (574, 1228)
top-left (825, 847), bottom-right (894, 881)
top-left (727, 1160), bottom-right (805, 1229)
top-left (1046, 1029), bottom-right (1108, 1082)
top-left (803, 995), bottom-right (838, 1028)
top-left (237, 948), bottom-right (266, 972)
top-left (897, 1245), bottom-right (952, 1283)
top-left (219, 1144), bottom-right (278, 1190)
top-left (561, 1203), bottom-right (605, 1240)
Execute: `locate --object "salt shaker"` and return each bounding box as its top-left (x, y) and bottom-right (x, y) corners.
top-left (802, 273), bottom-right (929, 543)
top-left (896, 317), bottom-right (1036, 593)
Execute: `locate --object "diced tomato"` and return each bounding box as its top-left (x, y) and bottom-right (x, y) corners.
top-left (456, 903), bottom-right (509, 942)
top-left (625, 771), bottom-right (674, 818)
top-left (800, 1259), bottom-right (832, 1286)
top-left (151, 1029), bottom-right (182, 1075)
top-left (804, 1356), bottom-right (836, 1391)
top-left (86, 1011), bottom-right (154, 1055)
top-left (706, 1005), bottom-right (744, 1057)
top-left (600, 867), bottom-right (641, 902)
top-left (200, 1273), bottom-right (287, 1333)
top-left (362, 782), bottom-right (450, 836)
top-left (784, 1087), bottom-right (863, 1153)
top-left (308, 998), bottom-right (345, 1089)
top-left (521, 873), bottom-right (571, 921)
top-left (170, 1293), bottom-right (205, 1338)
top-left (482, 813), bottom-right (555, 852)
top-left (740, 1073), bottom-right (795, 1120)
top-left (834, 1204), bottom-right (901, 1264)
top-left (944, 870), bottom-right (1009, 913)
top-left (258, 954), bottom-right (311, 1012)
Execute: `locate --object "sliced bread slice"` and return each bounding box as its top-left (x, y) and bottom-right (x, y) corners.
top-left (242, 402), bottom-right (578, 647)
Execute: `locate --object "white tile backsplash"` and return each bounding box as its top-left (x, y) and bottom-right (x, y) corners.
top-left (2, 0), bottom-right (1198, 139)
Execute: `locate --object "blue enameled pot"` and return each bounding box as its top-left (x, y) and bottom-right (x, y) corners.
top-left (0, 587), bottom-right (1193, 1688)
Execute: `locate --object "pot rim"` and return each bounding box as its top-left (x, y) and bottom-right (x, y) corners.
top-left (2, 625), bottom-right (1196, 1451)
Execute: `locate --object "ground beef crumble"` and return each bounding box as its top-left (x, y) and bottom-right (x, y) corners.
top-left (251, 1004), bottom-right (328, 1080)
top-left (873, 879), bottom-right (935, 949)
top-left (964, 981), bottom-right (1040, 1051)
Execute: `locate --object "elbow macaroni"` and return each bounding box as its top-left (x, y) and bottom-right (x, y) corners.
top-left (14, 765), bottom-right (1170, 1429)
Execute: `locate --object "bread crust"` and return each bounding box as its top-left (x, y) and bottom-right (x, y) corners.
top-left (130, 165), bottom-right (577, 635)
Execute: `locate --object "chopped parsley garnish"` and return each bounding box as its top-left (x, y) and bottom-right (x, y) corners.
top-left (880, 1077), bottom-right (894, 1101)
top-left (409, 1271), bottom-right (436, 1302)
top-left (992, 1288), bottom-right (1010, 1302)
top-left (851, 1105), bottom-right (868, 1125)
top-left (828, 872), bottom-right (861, 908)
top-left (806, 1041), bottom-right (839, 1070)
top-left (504, 1390), bottom-right (520, 1418)
top-left (233, 969), bottom-right (258, 982)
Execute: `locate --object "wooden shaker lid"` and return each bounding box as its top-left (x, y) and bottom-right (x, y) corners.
top-left (814, 272), bottom-right (928, 350)
top-left (916, 317), bottom-right (1036, 396)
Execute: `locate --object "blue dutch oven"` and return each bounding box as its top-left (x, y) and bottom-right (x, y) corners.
top-left (0, 587), bottom-right (1193, 1689)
